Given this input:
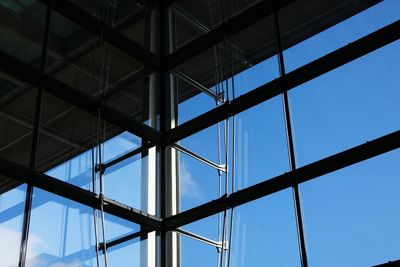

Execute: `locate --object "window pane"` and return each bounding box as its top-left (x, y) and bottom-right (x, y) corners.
top-left (0, 183), bottom-right (26, 267)
top-left (0, 0), bottom-right (45, 68)
top-left (230, 189), bottom-right (301, 267)
top-left (289, 41), bottom-right (400, 167)
top-left (103, 213), bottom-right (140, 244)
top-left (234, 96), bottom-right (290, 190)
top-left (26, 188), bottom-right (97, 266)
top-left (300, 149), bottom-right (400, 266)
top-left (106, 234), bottom-right (150, 267)
top-left (231, 15), bottom-right (279, 97)
top-left (180, 234), bottom-right (218, 267)
top-left (0, 82), bottom-right (37, 167)
top-left (178, 152), bottom-right (220, 211)
top-left (281, 0), bottom-right (400, 72)
top-left (104, 154), bottom-right (148, 212)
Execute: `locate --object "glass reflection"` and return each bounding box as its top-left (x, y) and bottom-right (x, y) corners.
top-left (0, 184), bottom-right (27, 267)
top-left (300, 149), bottom-right (400, 266)
top-left (26, 188), bottom-right (97, 266)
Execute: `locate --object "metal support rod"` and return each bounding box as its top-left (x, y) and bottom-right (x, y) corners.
top-left (18, 4), bottom-right (52, 267)
top-left (170, 4), bottom-right (210, 33)
top-left (172, 69), bottom-right (224, 102)
top-left (175, 228), bottom-right (224, 249)
top-left (173, 144), bottom-right (226, 172)
top-left (274, 9), bottom-right (308, 267)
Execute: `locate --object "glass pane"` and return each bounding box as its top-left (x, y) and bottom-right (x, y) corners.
top-left (0, 0), bottom-right (46, 68)
top-left (103, 153), bottom-right (148, 211)
top-left (234, 96), bottom-right (290, 190)
top-left (46, 10), bottom-right (145, 98)
top-left (0, 77), bottom-right (37, 167)
top-left (300, 149), bottom-right (400, 267)
top-left (230, 189), bottom-right (301, 267)
top-left (106, 231), bottom-right (156, 267)
top-left (170, 5), bottom-right (206, 51)
top-left (180, 234), bottom-right (218, 267)
top-left (176, 70), bottom-right (221, 125)
top-left (0, 183), bottom-right (26, 267)
top-left (179, 123), bottom-right (222, 165)
top-left (103, 213), bottom-right (140, 243)
top-left (281, 0), bottom-right (400, 72)
top-left (180, 214), bottom-right (219, 243)
top-left (39, 92), bottom-right (141, 191)
top-left (104, 71), bottom-right (157, 127)
top-left (46, 9), bottom-right (156, 130)
top-left (289, 41), bottom-right (400, 167)
top-left (26, 188), bottom-right (97, 266)
top-left (178, 152), bottom-right (221, 212)
top-left (231, 15), bottom-right (279, 97)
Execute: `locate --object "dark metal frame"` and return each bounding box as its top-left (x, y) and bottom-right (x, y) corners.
top-left (274, 9), bottom-right (308, 267)
top-left (165, 19), bottom-right (400, 144)
top-left (0, 0), bottom-right (399, 265)
top-left (0, 50), bottom-right (161, 145)
top-left (0, 156), bottom-right (161, 229)
top-left (163, 129), bottom-right (400, 229)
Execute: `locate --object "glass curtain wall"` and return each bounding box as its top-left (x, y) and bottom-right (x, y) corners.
top-left (0, 0), bottom-right (399, 267)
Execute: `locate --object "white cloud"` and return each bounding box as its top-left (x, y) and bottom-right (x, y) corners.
top-left (0, 226), bottom-right (45, 267)
top-left (0, 227), bottom-right (23, 267)
top-left (49, 261), bottom-right (81, 267)
top-left (180, 161), bottom-right (203, 201)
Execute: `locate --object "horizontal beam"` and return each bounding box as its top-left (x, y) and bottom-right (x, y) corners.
top-left (0, 157), bottom-right (161, 229)
top-left (0, 50), bottom-right (161, 145)
top-left (163, 130), bottom-right (400, 230)
top-left (374, 260), bottom-right (400, 267)
top-left (100, 230), bottom-right (143, 252)
top-left (165, 19), bottom-right (400, 145)
top-left (39, 0), bottom-right (160, 70)
top-left (165, 0), bottom-right (294, 69)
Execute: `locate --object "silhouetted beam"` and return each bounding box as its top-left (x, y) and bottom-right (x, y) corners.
top-left (163, 130), bottom-right (400, 230)
top-left (165, 19), bottom-right (400, 145)
top-left (0, 50), bottom-right (161, 145)
top-left (374, 260), bottom-right (400, 267)
top-left (0, 157), bottom-right (161, 229)
top-left (165, 0), bottom-right (294, 69)
top-left (39, 0), bottom-right (160, 70)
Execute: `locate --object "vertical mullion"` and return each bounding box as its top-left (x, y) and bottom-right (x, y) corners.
top-left (18, 3), bottom-right (52, 267)
top-left (158, 1), bottom-right (168, 267)
top-left (274, 9), bottom-right (309, 267)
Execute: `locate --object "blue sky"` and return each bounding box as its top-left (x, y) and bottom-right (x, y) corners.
top-left (0, 0), bottom-right (399, 266)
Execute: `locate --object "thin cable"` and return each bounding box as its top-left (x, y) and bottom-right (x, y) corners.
top-left (226, 30), bottom-right (237, 267)
top-left (90, 20), bottom-right (101, 267)
top-left (274, 9), bottom-right (308, 267)
top-left (97, 2), bottom-right (118, 266)
top-left (209, 2), bottom-right (226, 266)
